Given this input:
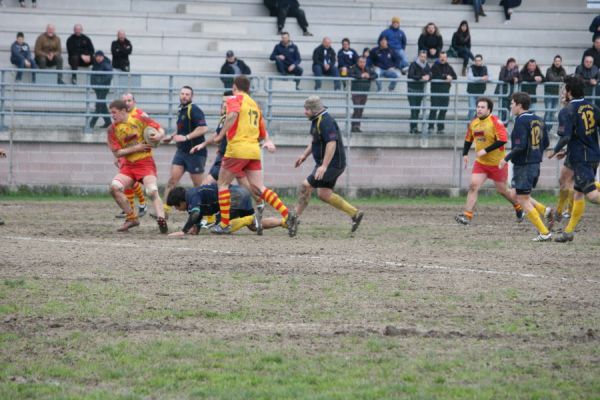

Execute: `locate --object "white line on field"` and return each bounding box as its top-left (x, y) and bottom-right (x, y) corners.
top-left (2, 235), bottom-right (598, 285)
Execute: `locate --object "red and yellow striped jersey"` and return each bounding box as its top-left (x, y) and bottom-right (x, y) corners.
top-left (224, 92), bottom-right (267, 160)
top-left (465, 114), bottom-right (507, 166)
top-left (107, 112), bottom-right (160, 163)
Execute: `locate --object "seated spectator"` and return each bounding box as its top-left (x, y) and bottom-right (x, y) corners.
top-left (34, 24), bottom-right (64, 84)
top-left (378, 16), bottom-right (409, 74)
top-left (111, 30), bottom-right (132, 72)
top-left (11, 32), bottom-right (37, 82)
top-left (466, 54), bottom-right (488, 120)
top-left (263, 0), bottom-right (278, 16)
top-left (269, 31), bottom-right (303, 90)
top-left (220, 50), bottom-right (251, 88)
top-left (337, 38), bottom-right (359, 79)
top-left (500, 0), bottom-right (522, 24)
top-left (575, 55), bottom-right (600, 100)
top-left (544, 55), bottom-right (566, 131)
top-left (582, 37), bottom-right (600, 69)
top-left (362, 47), bottom-right (372, 67)
top-left (19, 0), bottom-right (36, 7)
top-left (66, 24), bottom-right (95, 84)
top-left (312, 37), bottom-right (340, 90)
top-left (495, 57), bottom-right (519, 122)
top-left (451, 20), bottom-right (475, 76)
top-left (429, 51), bottom-right (457, 134)
top-left (418, 22), bottom-right (443, 61)
top-left (275, 0), bottom-right (312, 36)
top-left (89, 51), bottom-right (113, 129)
top-left (519, 59), bottom-right (544, 109)
top-left (407, 50), bottom-right (431, 134)
top-left (369, 37), bottom-right (400, 92)
top-left (590, 15), bottom-right (600, 41)
top-left (349, 56), bottom-right (376, 132)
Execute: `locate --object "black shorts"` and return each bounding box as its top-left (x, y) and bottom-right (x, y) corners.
top-left (511, 163), bottom-right (540, 195)
top-left (307, 166), bottom-right (345, 189)
top-left (563, 156), bottom-right (573, 170)
top-left (172, 149), bottom-right (206, 174)
top-left (573, 162), bottom-right (599, 194)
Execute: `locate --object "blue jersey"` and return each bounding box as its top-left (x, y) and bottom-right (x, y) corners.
top-left (555, 99), bottom-right (600, 164)
top-left (506, 112), bottom-right (549, 165)
top-left (185, 184), bottom-right (252, 218)
top-left (177, 103), bottom-right (207, 155)
top-left (310, 110), bottom-right (346, 169)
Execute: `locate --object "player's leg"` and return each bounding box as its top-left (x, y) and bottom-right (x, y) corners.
top-left (317, 187), bottom-right (363, 233)
top-left (110, 174), bottom-right (139, 231)
top-left (132, 181), bottom-right (147, 216)
top-left (213, 163), bottom-right (237, 231)
top-left (456, 172), bottom-right (486, 224)
top-left (556, 164), bottom-right (574, 220)
top-left (513, 164), bottom-right (550, 241)
top-left (142, 174), bottom-right (168, 233)
top-left (494, 181), bottom-right (524, 222)
top-left (295, 179), bottom-right (313, 217)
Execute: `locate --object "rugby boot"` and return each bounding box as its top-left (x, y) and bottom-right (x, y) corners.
top-left (532, 232), bottom-right (552, 242)
top-left (553, 210), bottom-right (563, 223)
top-left (137, 204), bottom-right (147, 218)
top-left (210, 224), bottom-right (232, 235)
top-left (544, 207), bottom-right (555, 230)
top-left (117, 219), bottom-right (140, 232)
top-left (157, 216), bottom-right (168, 234)
top-left (553, 231), bottom-right (574, 243)
top-left (455, 214), bottom-right (470, 225)
top-left (351, 210), bottom-right (364, 233)
top-left (515, 208), bottom-right (524, 223)
top-left (286, 210), bottom-right (299, 237)
top-left (255, 203), bottom-right (264, 236)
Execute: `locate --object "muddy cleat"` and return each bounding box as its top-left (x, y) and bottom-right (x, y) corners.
top-left (515, 209), bottom-right (524, 223)
top-left (210, 224), bottom-right (231, 235)
top-left (553, 231), bottom-right (574, 243)
top-left (200, 219), bottom-right (215, 230)
top-left (553, 210), bottom-right (563, 223)
top-left (137, 205), bottom-right (147, 218)
top-left (255, 203), bottom-right (264, 236)
top-left (117, 219), bottom-right (140, 232)
top-left (455, 214), bottom-right (470, 225)
top-left (532, 232), bottom-right (552, 242)
top-left (286, 210), bottom-right (299, 237)
top-left (562, 211), bottom-right (571, 220)
top-left (351, 210), bottom-right (364, 233)
top-left (544, 207), bottom-right (555, 230)
top-left (157, 216), bottom-right (168, 234)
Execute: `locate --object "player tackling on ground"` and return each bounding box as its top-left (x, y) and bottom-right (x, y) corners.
top-left (107, 99), bottom-right (168, 233)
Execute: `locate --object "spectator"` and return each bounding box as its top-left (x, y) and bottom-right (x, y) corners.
top-left (418, 22), bottom-right (443, 61)
top-left (575, 55), bottom-right (599, 100)
top-left (369, 37), bottom-right (400, 92)
top-left (263, 0), bottom-right (277, 16)
top-left (349, 56), bottom-right (376, 133)
top-left (362, 47), bottom-right (372, 67)
top-left (220, 50), bottom-right (251, 88)
top-left (519, 59), bottom-right (544, 109)
top-left (337, 38), bottom-right (359, 79)
top-left (500, 0), bottom-right (522, 24)
top-left (66, 24), bottom-right (94, 84)
top-left (451, 20), bottom-right (475, 76)
top-left (270, 31), bottom-right (303, 90)
top-left (111, 30), bottom-right (132, 72)
top-left (466, 54), bottom-right (488, 120)
top-left (11, 32), bottom-right (37, 82)
top-left (589, 15), bottom-right (600, 41)
top-left (275, 0), bottom-right (312, 36)
top-left (19, 0), bottom-right (36, 7)
top-left (470, 0), bottom-right (486, 23)
top-left (582, 37), bottom-right (600, 69)
top-left (429, 51), bottom-right (457, 134)
top-left (543, 55), bottom-right (566, 131)
top-left (495, 57), bottom-right (519, 122)
top-left (312, 37), bottom-right (340, 90)
top-left (378, 16), bottom-right (409, 74)
top-left (89, 50), bottom-right (113, 129)
top-left (407, 50), bottom-right (432, 134)
top-left (34, 24), bottom-right (64, 84)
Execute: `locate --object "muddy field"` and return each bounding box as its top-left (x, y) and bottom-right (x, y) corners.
top-left (1, 199), bottom-right (599, 398)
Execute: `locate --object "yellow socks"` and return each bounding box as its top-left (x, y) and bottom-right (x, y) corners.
top-left (230, 215), bottom-right (254, 233)
top-left (326, 193), bottom-right (358, 217)
top-left (556, 189), bottom-right (570, 214)
top-left (526, 211), bottom-right (549, 235)
top-left (565, 198), bottom-right (585, 233)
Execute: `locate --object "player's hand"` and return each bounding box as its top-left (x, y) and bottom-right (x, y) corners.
top-left (546, 150), bottom-right (556, 159)
top-left (168, 231), bottom-right (185, 238)
top-left (172, 134), bottom-right (187, 143)
top-left (498, 159), bottom-right (507, 169)
top-left (161, 135), bottom-right (174, 144)
top-left (314, 165), bottom-right (326, 180)
top-left (190, 143), bottom-right (206, 154)
top-left (462, 155), bottom-right (468, 169)
top-left (476, 149), bottom-right (487, 158)
top-left (137, 143), bottom-right (153, 152)
top-left (294, 155), bottom-right (305, 168)
top-left (555, 149), bottom-right (567, 160)
top-left (262, 140), bottom-right (276, 153)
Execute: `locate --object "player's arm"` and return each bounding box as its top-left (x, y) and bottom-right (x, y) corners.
top-left (214, 111), bottom-right (238, 143)
top-left (481, 117), bottom-right (508, 158)
top-left (462, 140), bottom-right (472, 168)
top-left (548, 108), bottom-right (573, 158)
top-left (501, 122), bottom-right (526, 166)
top-left (315, 141), bottom-right (336, 180)
top-left (295, 142), bottom-right (312, 168)
top-left (181, 210), bottom-right (202, 234)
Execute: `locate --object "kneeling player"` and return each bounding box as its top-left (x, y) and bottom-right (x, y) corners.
top-left (166, 184), bottom-right (285, 236)
top-left (107, 99), bottom-right (168, 233)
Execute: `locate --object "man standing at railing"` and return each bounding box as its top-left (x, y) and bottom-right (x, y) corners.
top-left (34, 24), bottom-right (64, 85)
top-left (543, 55), bottom-right (566, 132)
top-left (349, 56), bottom-right (376, 133)
top-left (407, 50), bottom-right (431, 134)
top-left (111, 30), bottom-right (132, 72)
top-left (270, 32), bottom-right (303, 90)
top-left (428, 51), bottom-right (457, 134)
top-left (89, 51), bottom-right (113, 129)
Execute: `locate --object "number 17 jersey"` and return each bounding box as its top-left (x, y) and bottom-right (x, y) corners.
top-left (224, 92), bottom-right (267, 160)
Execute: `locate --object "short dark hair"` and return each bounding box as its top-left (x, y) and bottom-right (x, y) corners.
top-left (439, 51), bottom-right (447, 56)
top-left (475, 54), bottom-right (483, 59)
top-left (109, 99), bottom-right (127, 110)
top-left (223, 90), bottom-right (233, 96)
top-left (233, 75), bottom-right (251, 93)
top-left (564, 75), bottom-right (585, 99)
top-left (554, 54), bottom-right (562, 61)
top-left (476, 97), bottom-right (494, 113)
top-left (281, 31), bottom-right (289, 36)
top-left (16, 32), bottom-right (24, 38)
top-left (166, 187), bottom-right (186, 207)
top-left (511, 92), bottom-right (531, 111)
top-left (181, 85), bottom-right (194, 96)
top-left (341, 38), bottom-right (350, 44)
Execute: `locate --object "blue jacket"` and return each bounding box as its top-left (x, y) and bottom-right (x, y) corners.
top-left (506, 112), bottom-right (549, 165)
top-left (554, 99), bottom-right (600, 164)
top-left (369, 46), bottom-right (399, 70)
top-left (91, 56), bottom-right (113, 87)
top-left (10, 41), bottom-right (34, 64)
top-left (378, 26), bottom-right (407, 51)
top-left (337, 48), bottom-right (359, 69)
top-left (270, 41), bottom-right (301, 66)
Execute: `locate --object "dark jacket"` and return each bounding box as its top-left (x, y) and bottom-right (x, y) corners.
top-left (91, 55), bottom-right (113, 87)
top-left (589, 15), bottom-right (600, 40)
top-left (349, 63), bottom-right (376, 92)
top-left (582, 46), bottom-right (600, 69)
top-left (575, 64), bottom-right (600, 96)
top-left (495, 65), bottom-right (519, 95)
top-left (466, 64), bottom-right (487, 94)
top-left (519, 65), bottom-right (544, 103)
top-left (369, 46), bottom-right (399, 70)
top-left (544, 65), bottom-right (567, 95)
top-left (66, 34), bottom-right (94, 58)
top-left (418, 33), bottom-right (443, 57)
top-left (11, 41), bottom-right (35, 64)
top-left (111, 38), bottom-right (132, 71)
top-left (407, 59), bottom-right (431, 92)
top-left (220, 58), bottom-right (251, 86)
top-left (430, 61), bottom-right (457, 93)
top-left (378, 26), bottom-right (407, 51)
top-left (451, 31), bottom-right (471, 50)
top-left (312, 44), bottom-right (336, 67)
top-left (337, 48), bottom-right (359, 69)
top-left (270, 41), bottom-right (301, 66)
top-left (506, 112), bottom-right (549, 165)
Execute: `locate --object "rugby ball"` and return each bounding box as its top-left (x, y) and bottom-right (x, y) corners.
top-left (143, 126), bottom-right (161, 147)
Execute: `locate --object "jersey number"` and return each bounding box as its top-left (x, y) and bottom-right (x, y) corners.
top-left (582, 110), bottom-right (596, 134)
top-left (248, 110), bottom-right (259, 127)
top-left (530, 125), bottom-right (541, 147)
